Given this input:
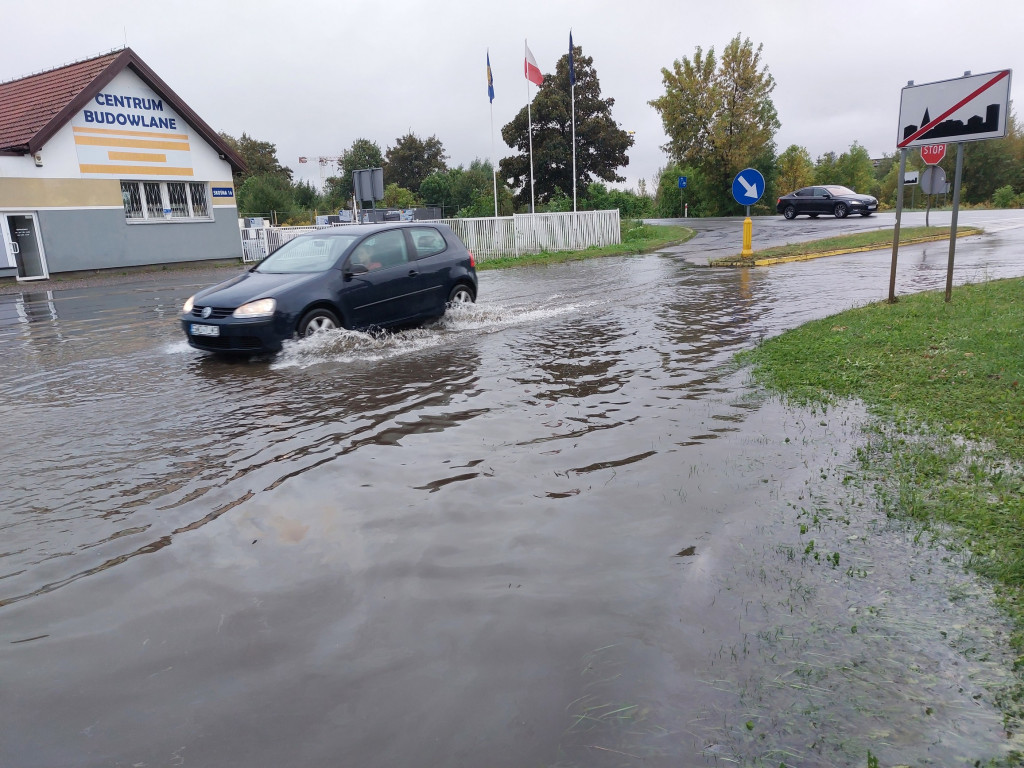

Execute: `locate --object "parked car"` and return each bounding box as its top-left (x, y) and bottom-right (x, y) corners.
top-left (180, 222), bottom-right (477, 354)
top-left (776, 185), bottom-right (878, 219)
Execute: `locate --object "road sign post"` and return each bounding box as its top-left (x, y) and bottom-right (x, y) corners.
top-left (731, 168), bottom-right (765, 258)
top-left (891, 69), bottom-right (1012, 302)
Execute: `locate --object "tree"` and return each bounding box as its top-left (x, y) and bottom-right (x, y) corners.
top-left (334, 138), bottom-right (385, 201)
top-left (651, 35), bottom-right (780, 216)
top-left (834, 142), bottom-right (877, 194)
top-left (385, 133), bottom-right (448, 192)
top-left (776, 145), bottom-right (814, 194)
top-left (381, 183), bottom-right (419, 209)
top-left (813, 152), bottom-right (839, 184)
top-left (420, 159), bottom-right (509, 217)
top-left (236, 173), bottom-right (294, 220)
top-left (219, 132), bottom-right (292, 186)
top-left (499, 44), bottom-right (633, 209)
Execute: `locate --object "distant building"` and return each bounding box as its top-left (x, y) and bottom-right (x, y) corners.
top-left (0, 48), bottom-right (245, 281)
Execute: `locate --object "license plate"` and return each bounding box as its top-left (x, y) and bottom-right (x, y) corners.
top-left (191, 323), bottom-right (220, 337)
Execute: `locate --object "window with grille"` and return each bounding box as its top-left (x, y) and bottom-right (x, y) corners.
top-left (119, 181), bottom-right (214, 222)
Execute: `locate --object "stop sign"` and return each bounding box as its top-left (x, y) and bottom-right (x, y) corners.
top-left (921, 144), bottom-right (946, 165)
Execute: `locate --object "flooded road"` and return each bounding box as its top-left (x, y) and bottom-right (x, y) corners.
top-left (3, 211), bottom-right (1024, 767)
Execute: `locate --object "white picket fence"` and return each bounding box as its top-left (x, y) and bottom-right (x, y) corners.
top-left (239, 210), bottom-right (621, 263)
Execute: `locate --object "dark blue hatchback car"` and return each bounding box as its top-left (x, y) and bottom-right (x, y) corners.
top-left (181, 222), bottom-right (477, 354)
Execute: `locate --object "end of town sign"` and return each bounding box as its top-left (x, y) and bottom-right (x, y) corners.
top-left (897, 69), bottom-right (1011, 148)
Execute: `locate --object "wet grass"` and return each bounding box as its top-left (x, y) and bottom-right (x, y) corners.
top-left (712, 225), bottom-right (982, 265)
top-left (738, 277), bottom-right (1024, 750)
top-left (477, 221), bottom-right (694, 271)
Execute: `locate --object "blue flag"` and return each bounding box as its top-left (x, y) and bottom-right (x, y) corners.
top-left (487, 51), bottom-right (494, 103)
top-left (569, 32), bottom-right (575, 87)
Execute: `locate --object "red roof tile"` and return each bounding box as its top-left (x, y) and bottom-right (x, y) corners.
top-left (0, 51), bottom-right (121, 150)
top-left (0, 48), bottom-right (244, 172)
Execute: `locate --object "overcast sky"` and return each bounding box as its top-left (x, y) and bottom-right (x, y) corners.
top-left (5, 0), bottom-right (1023, 192)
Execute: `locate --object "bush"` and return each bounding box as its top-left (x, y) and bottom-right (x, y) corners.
top-left (991, 184), bottom-right (1020, 209)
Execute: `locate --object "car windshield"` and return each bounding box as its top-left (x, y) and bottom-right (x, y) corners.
top-left (825, 185), bottom-right (856, 196)
top-left (254, 233), bottom-right (359, 273)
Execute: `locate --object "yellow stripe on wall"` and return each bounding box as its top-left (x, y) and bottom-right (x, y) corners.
top-left (107, 151), bottom-right (168, 162)
top-left (79, 164), bottom-right (195, 176)
top-left (74, 125), bottom-right (190, 141)
top-left (75, 136), bottom-right (190, 151)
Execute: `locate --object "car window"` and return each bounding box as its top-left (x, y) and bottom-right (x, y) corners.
top-left (255, 234), bottom-right (357, 273)
top-left (408, 227), bottom-right (447, 259)
top-left (349, 229), bottom-right (409, 272)
top-left (795, 188), bottom-right (812, 197)
top-left (812, 187), bottom-right (828, 197)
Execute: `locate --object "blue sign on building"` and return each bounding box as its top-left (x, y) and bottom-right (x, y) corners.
top-left (211, 187), bottom-right (234, 198)
top-left (677, 176), bottom-right (688, 189)
top-left (731, 168), bottom-right (765, 206)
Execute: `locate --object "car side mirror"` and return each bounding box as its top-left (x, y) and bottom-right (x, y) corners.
top-left (822, 193), bottom-right (831, 199)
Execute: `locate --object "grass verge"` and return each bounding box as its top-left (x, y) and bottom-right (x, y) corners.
top-left (477, 221), bottom-right (694, 271)
top-left (712, 225), bottom-right (982, 266)
top-left (738, 277), bottom-right (1024, 742)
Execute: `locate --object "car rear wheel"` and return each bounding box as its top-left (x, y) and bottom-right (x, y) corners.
top-left (783, 205), bottom-right (797, 220)
top-left (298, 308), bottom-right (340, 337)
top-left (447, 284), bottom-right (475, 306)
top-left (834, 203), bottom-right (848, 219)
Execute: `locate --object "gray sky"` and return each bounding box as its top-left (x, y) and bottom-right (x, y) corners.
top-left (6, 0), bottom-right (1023, 192)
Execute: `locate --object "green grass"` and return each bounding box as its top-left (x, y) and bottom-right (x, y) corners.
top-left (477, 222), bottom-right (694, 271)
top-left (713, 225), bottom-right (981, 264)
top-left (739, 277), bottom-right (1024, 699)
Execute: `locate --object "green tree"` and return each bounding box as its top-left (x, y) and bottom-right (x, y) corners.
top-left (651, 35), bottom-right (780, 216)
top-left (385, 133), bottom-right (448, 192)
top-left (219, 132), bottom-right (292, 186)
top-left (499, 43), bottom-right (633, 209)
top-left (420, 160), bottom-right (509, 217)
top-left (834, 142), bottom-right (877, 194)
top-left (236, 173), bottom-right (294, 220)
top-left (381, 183), bottom-right (419, 209)
top-left (776, 145), bottom-right (814, 194)
top-left (813, 151), bottom-right (839, 184)
top-left (292, 179), bottom-right (322, 210)
top-left (334, 138), bottom-right (385, 201)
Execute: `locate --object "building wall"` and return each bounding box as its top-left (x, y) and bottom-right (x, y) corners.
top-left (0, 66), bottom-right (241, 278)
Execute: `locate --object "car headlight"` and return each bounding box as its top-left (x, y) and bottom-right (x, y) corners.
top-left (232, 298), bottom-right (277, 318)
top-left (182, 295), bottom-right (195, 313)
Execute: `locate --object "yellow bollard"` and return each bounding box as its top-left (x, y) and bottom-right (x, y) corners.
top-left (741, 217), bottom-right (753, 257)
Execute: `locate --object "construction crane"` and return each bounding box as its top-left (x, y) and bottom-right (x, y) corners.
top-left (297, 155), bottom-right (339, 190)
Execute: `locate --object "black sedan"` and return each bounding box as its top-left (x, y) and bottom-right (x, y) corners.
top-left (181, 222), bottom-right (478, 354)
top-left (776, 185), bottom-right (878, 219)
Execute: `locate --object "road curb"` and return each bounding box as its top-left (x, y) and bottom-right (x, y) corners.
top-left (711, 230), bottom-right (981, 267)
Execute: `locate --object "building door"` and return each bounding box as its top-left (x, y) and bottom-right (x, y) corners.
top-left (2, 213), bottom-right (49, 280)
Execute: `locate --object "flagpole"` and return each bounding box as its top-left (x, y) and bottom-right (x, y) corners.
top-left (491, 102), bottom-right (498, 217)
top-left (526, 39), bottom-right (536, 214)
top-left (570, 31), bottom-right (577, 213)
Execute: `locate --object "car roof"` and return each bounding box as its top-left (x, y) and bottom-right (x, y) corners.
top-left (313, 221), bottom-right (450, 237)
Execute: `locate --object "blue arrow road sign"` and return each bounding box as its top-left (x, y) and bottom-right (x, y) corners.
top-left (678, 176), bottom-right (687, 189)
top-left (732, 168), bottom-right (765, 206)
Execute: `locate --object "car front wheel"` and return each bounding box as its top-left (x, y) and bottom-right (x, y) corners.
top-left (834, 203), bottom-right (848, 219)
top-left (447, 284), bottom-right (475, 306)
top-left (783, 205), bottom-right (797, 220)
top-left (298, 308), bottom-right (340, 337)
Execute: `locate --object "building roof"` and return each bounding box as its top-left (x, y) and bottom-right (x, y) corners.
top-left (0, 48), bottom-right (245, 173)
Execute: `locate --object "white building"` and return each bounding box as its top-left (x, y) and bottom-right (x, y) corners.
top-left (0, 48), bottom-right (245, 281)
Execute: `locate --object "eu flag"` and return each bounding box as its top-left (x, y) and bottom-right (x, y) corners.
top-left (487, 51), bottom-right (494, 103)
top-left (569, 32), bottom-right (575, 87)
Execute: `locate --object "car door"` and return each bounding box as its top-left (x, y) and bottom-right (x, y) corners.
top-left (792, 187), bottom-right (813, 215)
top-left (339, 228), bottom-right (424, 328)
top-left (811, 187), bottom-right (830, 214)
top-left (404, 226), bottom-right (452, 315)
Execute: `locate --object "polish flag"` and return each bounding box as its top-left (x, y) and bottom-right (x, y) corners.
top-left (524, 42), bottom-right (543, 86)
